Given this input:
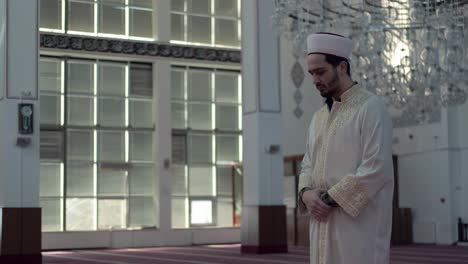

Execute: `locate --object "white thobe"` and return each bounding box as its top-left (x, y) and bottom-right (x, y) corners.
top-left (298, 85), bottom-right (394, 264)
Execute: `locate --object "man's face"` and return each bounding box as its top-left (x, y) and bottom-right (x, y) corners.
top-left (307, 54), bottom-right (340, 98)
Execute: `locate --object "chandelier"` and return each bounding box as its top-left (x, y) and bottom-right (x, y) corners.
top-left (272, 0), bottom-right (468, 124)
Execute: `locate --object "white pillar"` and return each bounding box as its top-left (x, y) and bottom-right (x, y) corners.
top-left (0, 0), bottom-right (41, 262)
top-left (240, 0), bottom-right (286, 254)
top-left (154, 0), bottom-right (172, 235)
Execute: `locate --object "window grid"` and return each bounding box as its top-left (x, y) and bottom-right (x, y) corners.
top-left (171, 65), bottom-right (241, 228)
top-left (39, 56), bottom-right (155, 232)
top-left (170, 0), bottom-right (241, 49)
top-left (40, 0), bottom-right (154, 41)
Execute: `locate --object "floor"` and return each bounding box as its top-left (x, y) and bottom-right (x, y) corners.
top-left (43, 244), bottom-right (468, 264)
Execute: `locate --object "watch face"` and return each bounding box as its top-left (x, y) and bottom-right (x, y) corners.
top-left (21, 106), bottom-right (33, 116)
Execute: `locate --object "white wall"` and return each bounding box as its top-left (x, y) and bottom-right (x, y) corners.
top-left (42, 228), bottom-right (241, 250)
top-left (280, 38), bottom-right (323, 157)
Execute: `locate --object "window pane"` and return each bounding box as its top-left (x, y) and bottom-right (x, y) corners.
top-left (189, 103), bottom-right (211, 130)
top-left (171, 0), bottom-right (185, 12)
top-left (171, 70), bottom-right (185, 100)
top-left (40, 0), bottom-right (62, 29)
top-left (99, 0), bottom-right (125, 35)
top-left (98, 199), bottom-right (126, 229)
top-left (216, 105), bottom-right (238, 131)
top-left (188, 0), bottom-right (210, 15)
top-left (172, 165), bottom-right (187, 196)
top-left (216, 135), bottom-right (239, 162)
top-left (172, 197), bottom-right (187, 228)
top-left (68, 61), bottom-right (94, 94)
top-left (216, 166), bottom-right (232, 196)
top-left (68, 1), bottom-right (94, 32)
top-left (217, 197), bottom-right (233, 227)
top-left (171, 102), bottom-right (186, 129)
top-left (98, 63), bottom-right (125, 96)
top-left (41, 198), bottom-right (62, 232)
top-left (130, 8), bottom-right (153, 38)
top-left (189, 166), bottom-right (213, 196)
top-left (188, 70), bottom-right (211, 101)
top-left (40, 163), bottom-right (62, 196)
top-left (129, 197), bottom-right (155, 227)
top-left (190, 200), bottom-right (212, 225)
top-left (172, 135), bottom-right (186, 164)
top-left (67, 130), bottom-right (93, 161)
top-left (41, 131), bottom-right (64, 160)
top-left (215, 0), bottom-right (237, 17)
top-left (189, 134), bottom-right (212, 164)
top-left (188, 16), bottom-right (211, 44)
top-left (171, 14), bottom-right (185, 41)
top-left (66, 198), bottom-right (96, 231)
top-left (129, 164), bottom-right (154, 195)
top-left (99, 98), bottom-right (125, 127)
top-left (130, 131), bottom-right (153, 162)
top-left (129, 0), bottom-right (152, 8)
top-left (215, 73), bottom-right (238, 103)
top-left (67, 96), bottom-right (94, 126)
top-left (130, 99), bottom-right (153, 128)
top-left (41, 95), bottom-right (60, 125)
top-left (98, 169), bottom-right (127, 196)
top-left (99, 131), bottom-right (125, 162)
top-left (66, 162), bottom-right (94, 196)
top-left (40, 59), bottom-right (61, 93)
top-left (215, 18), bottom-right (239, 47)
top-left (130, 63), bottom-right (153, 97)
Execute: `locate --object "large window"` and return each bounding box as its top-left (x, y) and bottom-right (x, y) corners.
top-left (170, 66), bottom-right (242, 228)
top-left (40, 0), bottom-right (154, 40)
top-left (170, 0), bottom-right (241, 48)
top-left (39, 56), bottom-right (155, 231)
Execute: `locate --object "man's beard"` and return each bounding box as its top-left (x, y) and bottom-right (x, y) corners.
top-left (320, 69), bottom-right (340, 98)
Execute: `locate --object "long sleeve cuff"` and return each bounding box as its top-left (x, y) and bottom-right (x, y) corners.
top-left (298, 187), bottom-right (312, 214)
top-left (328, 176), bottom-right (368, 218)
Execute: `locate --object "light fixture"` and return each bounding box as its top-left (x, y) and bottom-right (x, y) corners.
top-left (272, 0), bottom-right (468, 124)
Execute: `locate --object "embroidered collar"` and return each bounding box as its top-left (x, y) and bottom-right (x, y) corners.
top-left (338, 81), bottom-right (359, 102)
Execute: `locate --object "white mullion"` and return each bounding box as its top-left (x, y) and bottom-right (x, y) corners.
top-left (237, 19), bottom-right (241, 45)
top-left (125, 131), bottom-right (129, 163)
top-left (212, 166), bottom-right (216, 197)
top-left (183, 0), bottom-right (188, 42)
top-left (239, 135), bottom-right (243, 162)
top-left (93, 131), bottom-right (98, 230)
top-left (94, 63), bottom-right (98, 126)
top-left (60, 60), bottom-right (65, 126)
top-left (61, 0), bottom-right (66, 32)
top-left (125, 0), bottom-right (130, 37)
top-left (238, 74), bottom-right (242, 130)
top-left (211, 0), bottom-right (215, 46)
top-left (93, 61), bottom-right (98, 230)
top-left (211, 72), bottom-right (216, 130)
top-left (94, 0), bottom-right (98, 34)
top-left (125, 65), bottom-right (129, 127)
top-left (60, 162), bottom-right (65, 197)
top-left (184, 69), bottom-right (188, 128)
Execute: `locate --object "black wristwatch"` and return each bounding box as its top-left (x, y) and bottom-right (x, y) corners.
top-left (320, 191), bottom-right (338, 207)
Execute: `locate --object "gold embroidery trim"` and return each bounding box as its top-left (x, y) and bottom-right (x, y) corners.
top-left (328, 175), bottom-right (369, 218)
top-left (318, 222), bottom-right (329, 264)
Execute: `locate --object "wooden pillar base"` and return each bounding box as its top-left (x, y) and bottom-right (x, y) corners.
top-left (0, 208), bottom-right (42, 264)
top-left (241, 205), bottom-right (288, 254)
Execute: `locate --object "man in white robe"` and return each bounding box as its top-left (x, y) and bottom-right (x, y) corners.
top-left (298, 32), bottom-right (394, 264)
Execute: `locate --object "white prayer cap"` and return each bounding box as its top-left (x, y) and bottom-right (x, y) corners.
top-left (307, 32), bottom-right (353, 59)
